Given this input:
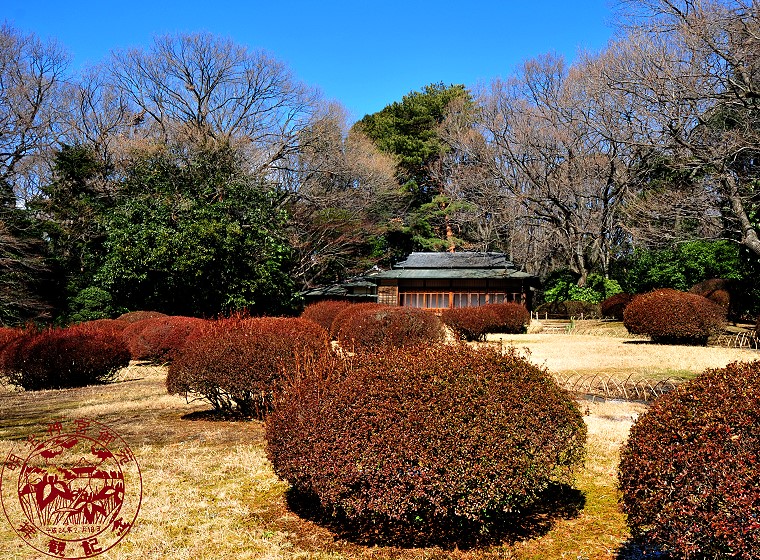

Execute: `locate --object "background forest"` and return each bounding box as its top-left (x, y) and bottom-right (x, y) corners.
top-left (2, 0), bottom-right (760, 326)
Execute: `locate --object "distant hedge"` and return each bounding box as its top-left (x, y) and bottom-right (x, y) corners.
top-left (122, 315), bottom-right (206, 362)
top-left (300, 300), bottom-right (353, 334)
top-left (0, 324), bottom-right (130, 390)
top-left (600, 293), bottom-right (633, 320)
top-left (267, 345), bottom-right (586, 544)
top-left (623, 288), bottom-right (726, 345)
top-left (441, 303), bottom-right (530, 341)
top-left (334, 306), bottom-right (445, 351)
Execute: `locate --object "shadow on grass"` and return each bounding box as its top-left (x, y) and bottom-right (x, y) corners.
top-left (285, 482), bottom-right (585, 550)
top-left (615, 538), bottom-right (671, 559)
top-left (180, 409), bottom-right (262, 422)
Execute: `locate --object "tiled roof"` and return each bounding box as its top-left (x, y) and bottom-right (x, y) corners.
top-left (371, 252), bottom-right (538, 281)
top-left (392, 252), bottom-right (517, 270)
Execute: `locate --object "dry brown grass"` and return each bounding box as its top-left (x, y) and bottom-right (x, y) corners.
top-left (486, 331), bottom-right (759, 379)
top-left (1, 334), bottom-right (758, 559)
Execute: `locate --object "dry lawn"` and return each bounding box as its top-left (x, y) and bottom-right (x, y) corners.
top-left (0, 334), bottom-right (757, 559)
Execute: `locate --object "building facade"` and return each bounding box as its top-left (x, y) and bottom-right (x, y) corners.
top-left (371, 252), bottom-right (538, 311)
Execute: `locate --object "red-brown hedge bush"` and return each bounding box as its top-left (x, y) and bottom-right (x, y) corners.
top-left (623, 288), bottom-right (726, 345)
top-left (600, 293), bottom-right (633, 320)
top-left (0, 326), bottom-right (22, 353)
top-left (619, 361), bottom-right (760, 558)
top-left (329, 303), bottom-right (387, 339)
top-left (301, 300), bottom-right (353, 333)
top-left (441, 306), bottom-right (499, 341)
top-left (441, 303), bottom-right (529, 341)
top-left (116, 310), bottom-right (167, 324)
top-left (266, 345), bottom-right (587, 544)
top-left (690, 278), bottom-right (734, 312)
top-left (122, 316), bottom-right (206, 362)
top-left (167, 316), bottom-right (331, 417)
top-left (335, 306), bottom-right (445, 351)
top-left (0, 324), bottom-right (130, 390)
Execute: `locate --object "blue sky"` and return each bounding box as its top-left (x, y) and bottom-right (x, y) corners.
top-left (6, 1), bottom-right (617, 121)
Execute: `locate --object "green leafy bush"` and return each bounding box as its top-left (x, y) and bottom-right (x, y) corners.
top-left (622, 240), bottom-right (742, 294)
top-left (67, 286), bottom-right (118, 323)
top-left (0, 324), bottom-right (130, 390)
top-left (335, 306), bottom-right (445, 351)
top-left (167, 316), bottom-right (331, 417)
top-left (300, 300), bottom-right (353, 334)
top-left (543, 272), bottom-right (622, 304)
top-left (266, 345), bottom-right (587, 544)
top-left (600, 293), bottom-right (633, 320)
top-left (619, 361), bottom-right (760, 558)
top-left (122, 316), bottom-right (206, 362)
top-left (623, 288), bottom-right (726, 345)
top-left (441, 303), bottom-right (530, 341)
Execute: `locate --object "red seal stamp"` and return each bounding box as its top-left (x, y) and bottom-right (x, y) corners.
top-left (1, 418), bottom-right (142, 558)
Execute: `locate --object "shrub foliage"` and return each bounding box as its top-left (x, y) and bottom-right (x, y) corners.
top-left (0, 324), bottom-right (130, 390)
top-left (623, 288), bottom-right (726, 345)
top-left (329, 303), bottom-right (387, 339)
top-left (116, 310), bottom-right (168, 324)
top-left (600, 293), bottom-right (633, 320)
top-left (122, 316), bottom-right (206, 362)
top-left (300, 300), bottom-right (353, 334)
top-left (167, 316), bottom-right (331, 417)
top-left (266, 345), bottom-right (587, 543)
top-left (441, 303), bottom-right (530, 341)
top-left (334, 306), bottom-right (445, 351)
top-left (619, 361), bottom-right (760, 558)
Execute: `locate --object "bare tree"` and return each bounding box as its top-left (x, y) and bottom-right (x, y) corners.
top-left (605, 0), bottom-right (760, 256)
top-left (109, 32), bottom-right (319, 176)
top-left (280, 103), bottom-right (400, 286)
top-left (477, 54), bottom-right (636, 283)
top-left (0, 23), bottom-right (69, 204)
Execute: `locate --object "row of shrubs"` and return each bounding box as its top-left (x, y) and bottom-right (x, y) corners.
top-left (0, 311), bottom-right (209, 390)
top-left (2, 298), bottom-right (758, 554)
top-left (302, 299), bottom-right (531, 344)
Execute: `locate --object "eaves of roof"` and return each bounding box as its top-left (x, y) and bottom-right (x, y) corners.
top-left (371, 269), bottom-right (537, 281)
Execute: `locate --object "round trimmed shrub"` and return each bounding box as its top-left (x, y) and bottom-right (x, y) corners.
top-left (267, 345), bottom-right (587, 543)
top-left (301, 300), bottom-right (353, 334)
top-left (0, 324), bottom-right (130, 390)
top-left (123, 316), bottom-right (206, 362)
top-left (335, 306), bottom-right (445, 351)
top-left (690, 278), bottom-right (734, 312)
top-left (440, 306), bottom-right (499, 341)
top-left (619, 361), bottom-right (760, 558)
top-left (441, 303), bottom-right (529, 341)
top-left (167, 316), bottom-right (331, 417)
top-left (329, 303), bottom-right (388, 339)
top-left (116, 310), bottom-right (167, 324)
top-left (623, 288), bottom-right (726, 345)
top-left (483, 302), bottom-right (531, 333)
top-left (600, 293), bottom-right (633, 320)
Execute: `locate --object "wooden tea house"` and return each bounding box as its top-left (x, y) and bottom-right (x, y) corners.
top-left (371, 252), bottom-right (538, 311)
